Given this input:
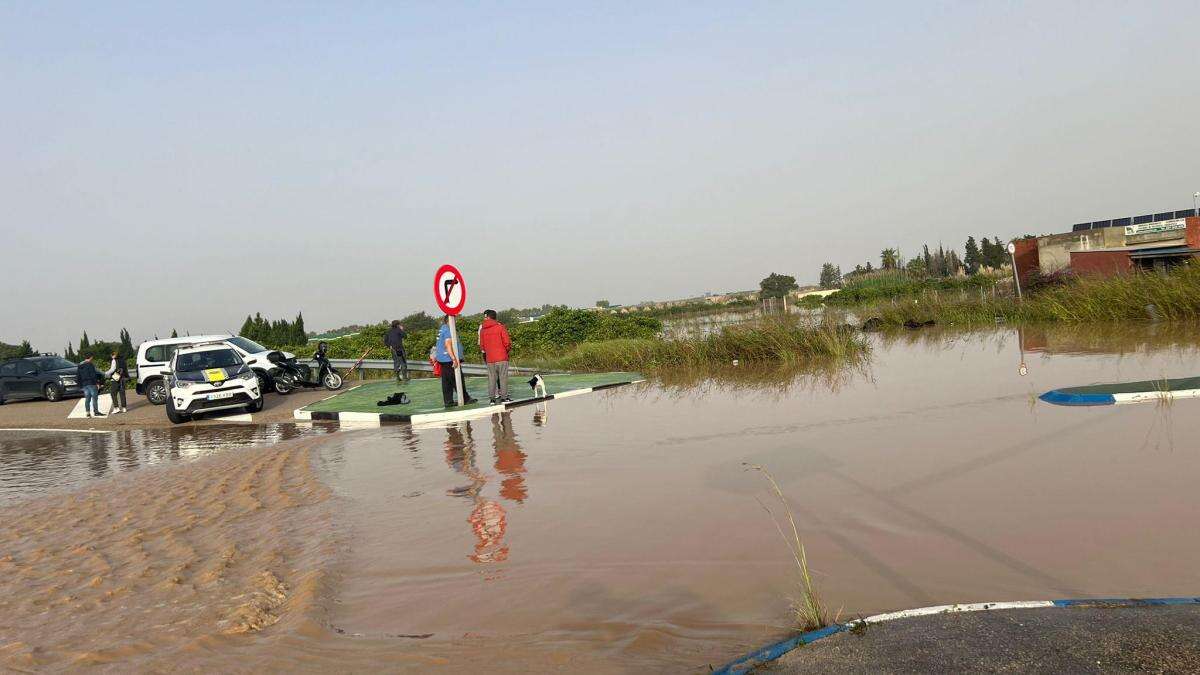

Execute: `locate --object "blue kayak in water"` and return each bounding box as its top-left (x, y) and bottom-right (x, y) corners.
top-left (1040, 376), bottom-right (1200, 406)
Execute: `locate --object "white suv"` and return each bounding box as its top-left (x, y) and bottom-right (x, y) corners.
top-left (137, 335), bottom-right (294, 405)
top-left (164, 342), bottom-right (263, 424)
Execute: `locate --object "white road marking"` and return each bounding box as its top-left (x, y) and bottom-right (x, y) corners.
top-left (857, 600), bottom-right (1056, 625)
top-left (67, 397), bottom-right (113, 419)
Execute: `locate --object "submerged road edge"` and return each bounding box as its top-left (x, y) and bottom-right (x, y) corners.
top-left (293, 379), bottom-right (646, 426)
top-left (714, 596), bottom-right (1200, 674)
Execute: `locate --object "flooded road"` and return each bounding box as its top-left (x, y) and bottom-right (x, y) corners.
top-left (0, 424), bottom-right (338, 506)
top-left (2, 324), bottom-right (1200, 670)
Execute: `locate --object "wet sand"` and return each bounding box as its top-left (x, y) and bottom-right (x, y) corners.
top-left (1, 325), bottom-right (1199, 671)
top-left (0, 435), bottom-right (334, 671)
top-left (0, 384), bottom-right (354, 430)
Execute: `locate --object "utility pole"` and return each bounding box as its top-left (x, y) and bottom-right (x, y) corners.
top-left (1007, 241), bottom-right (1022, 301)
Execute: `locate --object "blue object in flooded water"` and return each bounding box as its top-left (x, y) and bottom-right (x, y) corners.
top-left (1040, 375), bottom-right (1200, 406)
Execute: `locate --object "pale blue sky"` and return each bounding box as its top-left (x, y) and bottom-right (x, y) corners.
top-left (4, 2), bottom-right (1198, 349)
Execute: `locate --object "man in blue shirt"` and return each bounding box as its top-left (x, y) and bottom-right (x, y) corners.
top-left (435, 315), bottom-right (476, 407)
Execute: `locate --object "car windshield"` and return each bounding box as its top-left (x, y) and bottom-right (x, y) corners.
top-left (174, 349), bottom-right (242, 373)
top-left (226, 336), bottom-right (269, 354)
top-left (35, 357), bottom-right (77, 371)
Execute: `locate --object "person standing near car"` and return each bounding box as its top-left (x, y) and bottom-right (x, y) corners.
top-left (436, 315), bottom-right (476, 407)
top-left (478, 310), bottom-right (513, 403)
top-left (384, 320), bottom-right (409, 382)
top-left (104, 350), bottom-right (129, 414)
top-left (77, 355), bottom-right (101, 418)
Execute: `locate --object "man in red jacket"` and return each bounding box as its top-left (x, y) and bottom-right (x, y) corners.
top-left (478, 309), bottom-right (513, 403)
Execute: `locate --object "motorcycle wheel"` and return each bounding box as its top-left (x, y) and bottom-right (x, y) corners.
top-left (323, 370), bottom-right (343, 390)
top-left (274, 373), bottom-right (295, 394)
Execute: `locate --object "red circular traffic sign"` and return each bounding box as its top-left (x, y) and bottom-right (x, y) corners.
top-left (434, 264), bottom-right (467, 316)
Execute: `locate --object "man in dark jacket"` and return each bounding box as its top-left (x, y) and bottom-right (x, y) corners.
top-left (76, 356), bottom-right (102, 418)
top-left (384, 320), bottom-right (408, 382)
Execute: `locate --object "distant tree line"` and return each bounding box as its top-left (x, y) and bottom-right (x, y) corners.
top-left (63, 329), bottom-right (136, 363)
top-left (819, 235), bottom-right (1012, 287)
top-left (239, 312), bottom-right (307, 347)
top-left (0, 341), bottom-right (36, 361)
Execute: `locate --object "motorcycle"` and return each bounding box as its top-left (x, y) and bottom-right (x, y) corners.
top-left (268, 342), bottom-right (343, 394)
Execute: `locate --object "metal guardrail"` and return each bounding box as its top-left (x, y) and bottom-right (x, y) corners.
top-left (130, 359), bottom-right (538, 380)
top-left (324, 358), bottom-right (540, 379)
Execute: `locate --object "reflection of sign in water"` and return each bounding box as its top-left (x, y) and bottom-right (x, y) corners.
top-left (1125, 219), bottom-right (1186, 237)
top-left (433, 264), bottom-right (467, 316)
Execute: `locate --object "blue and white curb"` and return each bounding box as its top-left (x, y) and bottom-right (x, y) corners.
top-left (714, 596), bottom-right (1200, 674)
top-left (293, 379), bottom-right (644, 426)
top-left (1040, 388), bottom-right (1200, 406)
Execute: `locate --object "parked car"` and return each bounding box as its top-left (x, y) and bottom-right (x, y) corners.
top-left (0, 356), bottom-right (83, 403)
top-left (164, 342), bottom-right (263, 424)
top-left (137, 335), bottom-right (294, 405)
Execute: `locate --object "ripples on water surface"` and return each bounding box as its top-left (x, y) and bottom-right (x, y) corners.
top-left (0, 424), bottom-right (337, 506)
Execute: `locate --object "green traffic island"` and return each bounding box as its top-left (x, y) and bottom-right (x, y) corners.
top-left (295, 371), bottom-right (643, 424)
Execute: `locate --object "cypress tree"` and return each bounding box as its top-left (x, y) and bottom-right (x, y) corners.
top-left (964, 236), bottom-right (981, 274)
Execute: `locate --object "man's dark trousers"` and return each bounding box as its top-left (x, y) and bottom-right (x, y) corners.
top-left (438, 360), bottom-right (471, 406)
top-left (391, 349), bottom-right (408, 381)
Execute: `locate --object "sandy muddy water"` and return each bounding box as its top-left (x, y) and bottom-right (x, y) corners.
top-left (2, 324), bottom-right (1200, 671)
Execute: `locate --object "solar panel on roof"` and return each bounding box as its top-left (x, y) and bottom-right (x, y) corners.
top-left (1091, 220), bottom-right (1111, 228)
top-left (1174, 210), bottom-right (1194, 219)
top-left (1154, 212), bottom-right (1174, 221)
top-left (1071, 223), bottom-right (1091, 231)
top-left (1134, 214), bottom-right (1153, 224)
top-left (1112, 217), bottom-right (1131, 227)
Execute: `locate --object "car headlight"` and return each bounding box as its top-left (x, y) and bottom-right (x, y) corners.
top-left (238, 371), bottom-right (255, 381)
top-left (59, 376), bottom-right (76, 385)
top-left (175, 380), bottom-right (194, 389)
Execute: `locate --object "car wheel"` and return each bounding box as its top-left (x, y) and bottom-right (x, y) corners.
top-left (165, 398), bottom-right (189, 425)
top-left (43, 383), bottom-right (63, 402)
top-left (146, 379), bottom-right (168, 405)
top-left (274, 373), bottom-right (295, 394)
top-left (246, 396), bottom-right (264, 414)
top-left (256, 371), bottom-right (271, 395)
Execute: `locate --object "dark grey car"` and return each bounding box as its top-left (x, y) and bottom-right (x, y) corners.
top-left (0, 356), bottom-right (83, 403)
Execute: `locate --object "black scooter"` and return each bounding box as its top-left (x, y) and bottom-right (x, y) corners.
top-left (268, 342), bottom-right (343, 394)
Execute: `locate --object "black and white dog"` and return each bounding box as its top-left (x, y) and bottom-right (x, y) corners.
top-left (527, 374), bottom-right (547, 398)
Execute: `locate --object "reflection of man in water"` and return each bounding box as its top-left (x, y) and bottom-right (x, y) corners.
top-left (442, 422), bottom-right (509, 564)
top-left (491, 413), bottom-right (527, 502)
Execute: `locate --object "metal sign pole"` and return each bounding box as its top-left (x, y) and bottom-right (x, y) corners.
top-left (447, 314), bottom-right (465, 405)
top-left (1007, 242), bottom-right (1023, 301)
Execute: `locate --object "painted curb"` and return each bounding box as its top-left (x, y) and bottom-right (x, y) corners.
top-left (292, 379), bottom-right (644, 426)
top-left (713, 596), bottom-right (1200, 674)
top-left (1038, 390), bottom-right (1115, 406)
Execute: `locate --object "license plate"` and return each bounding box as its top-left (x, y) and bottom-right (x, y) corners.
top-left (207, 392), bottom-right (235, 401)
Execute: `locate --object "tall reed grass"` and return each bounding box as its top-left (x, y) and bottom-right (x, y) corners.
top-left (746, 464), bottom-right (828, 631)
top-left (864, 265), bottom-right (1200, 327)
top-left (544, 316), bottom-right (868, 372)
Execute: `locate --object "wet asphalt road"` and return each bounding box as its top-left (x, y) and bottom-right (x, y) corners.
top-left (770, 605), bottom-right (1200, 673)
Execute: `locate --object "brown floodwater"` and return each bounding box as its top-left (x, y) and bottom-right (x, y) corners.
top-left (2, 324), bottom-right (1200, 671)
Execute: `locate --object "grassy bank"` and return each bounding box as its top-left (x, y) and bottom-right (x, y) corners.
top-left (826, 269), bottom-right (999, 306)
top-left (543, 316), bottom-right (868, 373)
top-left (863, 265), bottom-right (1200, 327)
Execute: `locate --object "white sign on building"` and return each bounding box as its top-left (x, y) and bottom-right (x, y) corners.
top-left (1124, 219), bottom-right (1186, 236)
